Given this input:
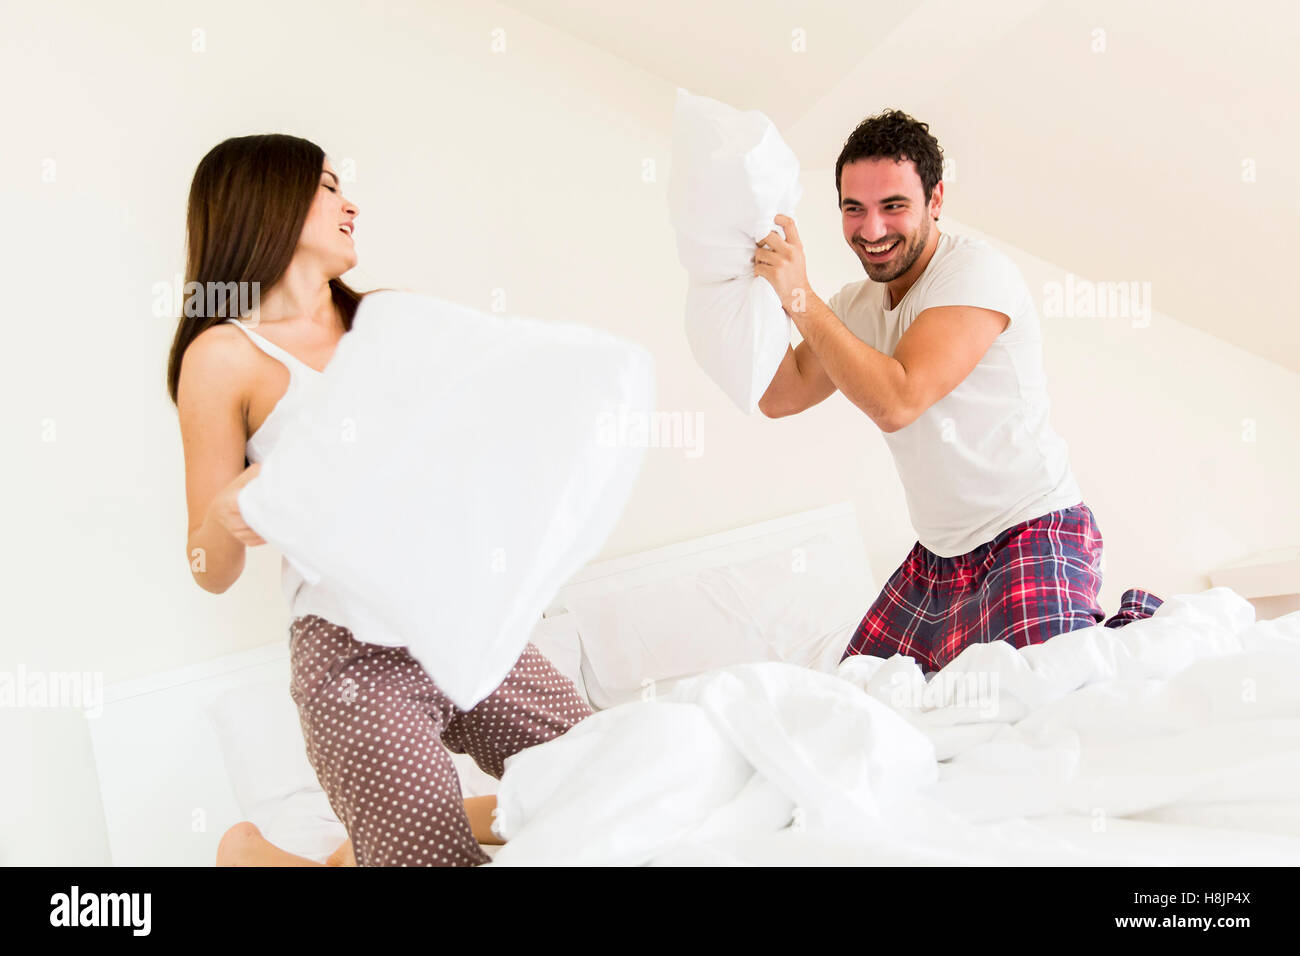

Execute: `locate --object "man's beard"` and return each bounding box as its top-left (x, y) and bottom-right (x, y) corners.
top-left (864, 217), bottom-right (929, 281)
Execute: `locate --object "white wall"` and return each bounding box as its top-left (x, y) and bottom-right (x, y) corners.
top-left (4, 0), bottom-right (1297, 864)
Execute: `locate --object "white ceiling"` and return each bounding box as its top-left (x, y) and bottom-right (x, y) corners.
top-left (503, 0), bottom-right (1300, 373)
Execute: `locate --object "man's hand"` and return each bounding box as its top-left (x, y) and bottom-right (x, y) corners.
top-left (754, 214), bottom-right (815, 316)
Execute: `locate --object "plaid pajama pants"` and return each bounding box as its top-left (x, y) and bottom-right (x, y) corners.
top-left (288, 614), bottom-right (592, 867)
top-left (841, 501), bottom-right (1163, 674)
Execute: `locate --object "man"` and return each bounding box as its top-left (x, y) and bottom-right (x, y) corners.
top-left (753, 108), bottom-right (1161, 673)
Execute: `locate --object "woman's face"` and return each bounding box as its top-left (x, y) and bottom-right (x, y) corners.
top-left (297, 158), bottom-right (359, 277)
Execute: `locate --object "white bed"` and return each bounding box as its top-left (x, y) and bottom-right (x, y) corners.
top-left (90, 499), bottom-right (1300, 866)
top-left (489, 583), bottom-right (1300, 866)
top-left (88, 500), bottom-right (871, 866)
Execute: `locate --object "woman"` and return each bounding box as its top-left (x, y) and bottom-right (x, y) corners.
top-left (169, 134), bottom-right (592, 866)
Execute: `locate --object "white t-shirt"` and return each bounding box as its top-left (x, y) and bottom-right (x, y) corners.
top-left (828, 231), bottom-right (1082, 558)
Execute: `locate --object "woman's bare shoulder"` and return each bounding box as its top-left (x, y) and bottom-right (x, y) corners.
top-left (177, 323), bottom-right (251, 410)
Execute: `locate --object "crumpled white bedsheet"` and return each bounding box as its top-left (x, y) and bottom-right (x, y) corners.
top-left (489, 587), bottom-right (1300, 865)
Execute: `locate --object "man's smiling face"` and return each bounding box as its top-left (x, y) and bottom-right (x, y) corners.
top-left (840, 157), bottom-right (942, 282)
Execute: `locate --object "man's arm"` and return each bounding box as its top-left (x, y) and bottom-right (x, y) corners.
top-left (754, 214), bottom-right (1009, 432)
top-left (793, 297), bottom-right (1008, 432)
top-left (757, 339), bottom-right (837, 418)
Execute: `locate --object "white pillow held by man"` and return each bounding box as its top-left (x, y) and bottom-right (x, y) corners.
top-left (668, 87), bottom-right (802, 414)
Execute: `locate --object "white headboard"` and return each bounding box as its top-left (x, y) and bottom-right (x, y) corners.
top-left (543, 499), bottom-right (871, 617)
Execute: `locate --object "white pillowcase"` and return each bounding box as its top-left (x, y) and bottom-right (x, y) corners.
top-left (238, 290), bottom-right (655, 709)
top-left (667, 88), bottom-right (803, 414)
top-left (204, 678), bottom-right (317, 818)
top-left (569, 532), bottom-right (873, 709)
top-left (204, 679), bottom-right (348, 862)
top-left (527, 613), bottom-right (590, 707)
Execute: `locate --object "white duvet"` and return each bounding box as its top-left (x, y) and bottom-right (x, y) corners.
top-left (489, 587), bottom-right (1300, 865)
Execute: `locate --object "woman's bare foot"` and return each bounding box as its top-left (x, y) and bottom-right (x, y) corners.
top-left (325, 837), bottom-right (356, 867)
top-left (464, 795), bottom-right (504, 845)
top-left (216, 821), bottom-right (344, 867)
top-left (215, 797), bottom-right (497, 866)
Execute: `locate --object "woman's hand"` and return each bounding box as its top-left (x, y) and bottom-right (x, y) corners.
top-left (208, 462), bottom-right (267, 547)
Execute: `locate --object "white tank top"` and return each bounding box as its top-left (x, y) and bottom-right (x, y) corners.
top-left (224, 317), bottom-right (322, 464)
top-left (224, 318), bottom-right (355, 627)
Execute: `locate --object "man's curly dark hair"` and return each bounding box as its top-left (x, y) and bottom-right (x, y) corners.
top-left (835, 109), bottom-right (945, 206)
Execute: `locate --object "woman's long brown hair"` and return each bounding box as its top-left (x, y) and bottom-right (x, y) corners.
top-left (165, 133), bottom-right (365, 405)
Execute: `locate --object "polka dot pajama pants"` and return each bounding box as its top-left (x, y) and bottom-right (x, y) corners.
top-left (287, 614), bottom-right (592, 867)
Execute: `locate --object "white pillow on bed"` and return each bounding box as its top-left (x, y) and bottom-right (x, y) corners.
top-left (237, 290), bottom-right (654, 710)
top-left (528, 612), bottom-right (589, 705)
top-left (569, 532), bottom-right (872, 709)
top-left (667, 87), bottom-right (802, 414)
top-left (204, 679), bottom-right (346, 862)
